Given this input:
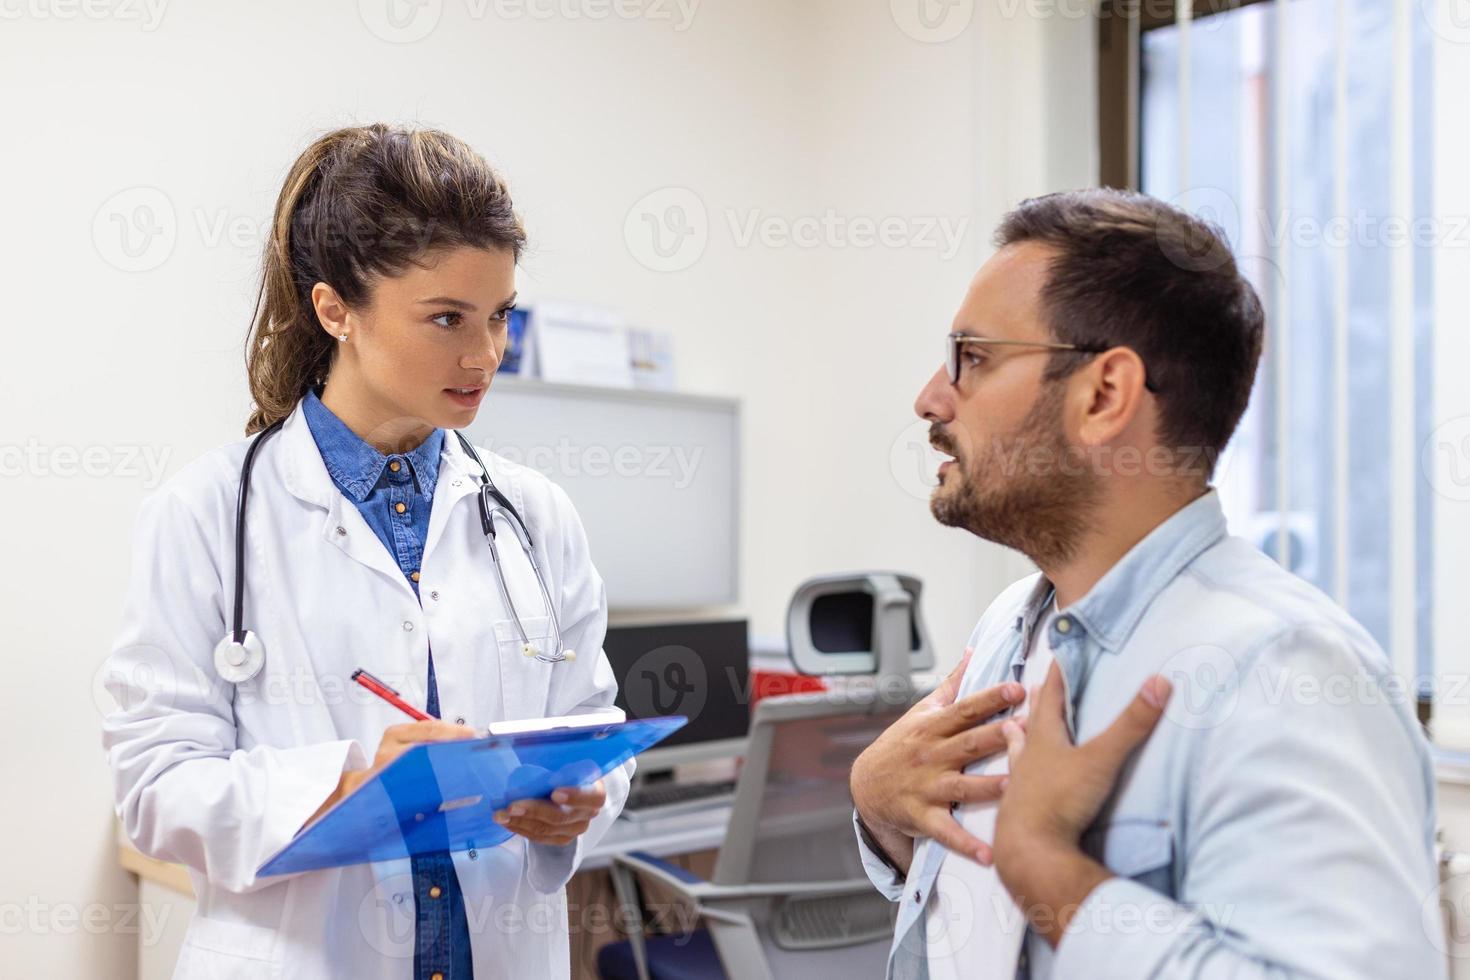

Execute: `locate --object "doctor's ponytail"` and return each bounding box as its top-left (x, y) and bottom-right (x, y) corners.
top-left (244, 124), bottom-right (526, 434)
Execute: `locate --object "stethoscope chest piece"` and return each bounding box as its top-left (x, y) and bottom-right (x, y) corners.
top-left (214, 630), bottom-right (266, 684)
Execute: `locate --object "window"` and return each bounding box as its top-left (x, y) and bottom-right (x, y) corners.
top-left (1105, 0), bottom-right (1437, 723)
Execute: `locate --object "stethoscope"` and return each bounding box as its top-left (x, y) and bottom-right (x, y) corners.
top-left (212, 420), bottom-right (575, 685)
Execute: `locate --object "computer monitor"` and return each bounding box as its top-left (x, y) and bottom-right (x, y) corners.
top-left (470, 377), bottom-right (739, 608)
top-left (602, 619), bottom-right (750, 771)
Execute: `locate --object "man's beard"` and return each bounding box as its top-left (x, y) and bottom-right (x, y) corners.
top-left (928, 384), bottom-right (1100, 568)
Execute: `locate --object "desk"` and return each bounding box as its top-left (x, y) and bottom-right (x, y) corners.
top-left (585, 802), bottom-right (730, 868)
top-left (116, 803), bottom-right (733, 980)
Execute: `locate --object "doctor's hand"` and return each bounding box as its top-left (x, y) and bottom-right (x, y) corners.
top-left (495, 779), bottom-right (607, 847)
top-left (849, 647), bottom-right (1024, 874)
top-left (305, 720), bottom-right (478, 829)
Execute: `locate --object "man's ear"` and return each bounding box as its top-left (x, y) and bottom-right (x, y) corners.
top-left (1074, 348), bottom-right (1149, 448)
top-left (310, 282), bottom-right (351, 339)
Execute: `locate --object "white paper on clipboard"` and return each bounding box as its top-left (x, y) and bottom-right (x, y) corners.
top-left (483, 708), bottom-right (627, 737)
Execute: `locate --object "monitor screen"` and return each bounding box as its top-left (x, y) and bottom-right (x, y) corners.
top-left (808, 591), bottom-right (922, 654)
top-left (470, 378), bottom-right (739, 608)
top-left (602, 619), bottom-right (750, 752)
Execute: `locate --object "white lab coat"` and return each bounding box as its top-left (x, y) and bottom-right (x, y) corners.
top-left (101, 400), bottom-right (633, 979)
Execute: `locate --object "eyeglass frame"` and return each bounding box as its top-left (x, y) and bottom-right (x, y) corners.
top-left (945, 332), bottom-right (1162, 394)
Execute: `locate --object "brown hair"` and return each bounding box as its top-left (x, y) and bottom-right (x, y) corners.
top-left (244, 124), bottom-right (526, 434)
top-left (994, 188), bottom-right (1265, 479)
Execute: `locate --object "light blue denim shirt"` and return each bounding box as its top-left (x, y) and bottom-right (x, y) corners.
top-left (856, 489), bottom-right (1444, 979)
top-left (301, 389), bottom-right (444, 593)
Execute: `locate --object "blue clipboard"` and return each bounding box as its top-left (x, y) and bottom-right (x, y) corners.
top-left (258, 715), bottom-right (687, 877)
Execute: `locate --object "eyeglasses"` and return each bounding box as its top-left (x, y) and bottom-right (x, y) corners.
top-left (945, 332), bottom-right (1162, 394)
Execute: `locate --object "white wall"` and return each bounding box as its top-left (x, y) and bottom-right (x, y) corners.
top-left (0, 2), bottom-right (1095, 975)
top-left (735, 0), bottom-right (1097, 656)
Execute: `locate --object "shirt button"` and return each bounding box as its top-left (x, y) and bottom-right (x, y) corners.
top-left (455, 716), bottom-right (466, 724)
top-left (430, 590), bottom-right (440, 601)
top-left (411, 571), bottom-right (421, 582)
top-left (914, 889), bottom-right (922, 904)
top-left (403, 621), bottom-right (414, 632)
top-left (335, 526), bottom-right (346, 536)
top-left (389, 460), bottom-right (401, 473)
top-left (1056, 617), bottom-right (1072, 634)
top-left (429, 885), bottom-right (443, 899)
top-left (395, 502), bottom-right (406, 515)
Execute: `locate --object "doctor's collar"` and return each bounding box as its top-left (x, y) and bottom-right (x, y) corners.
top-left (300, 390), bottom-right (444, 502)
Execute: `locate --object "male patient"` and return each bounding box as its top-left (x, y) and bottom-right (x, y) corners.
top-left (850, 188), bottom-right (1443, 978)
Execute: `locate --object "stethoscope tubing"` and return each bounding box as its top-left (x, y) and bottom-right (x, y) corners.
top-left (231, 418), bottom-right (285, 645)
top-left (454, 431), bottom-right (570, 664)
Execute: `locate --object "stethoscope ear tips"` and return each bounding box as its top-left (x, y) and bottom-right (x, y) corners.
top-left (521, 643), bottom-right (576, 663)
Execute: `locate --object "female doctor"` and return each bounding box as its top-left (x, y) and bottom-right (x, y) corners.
top-left (102, 124), bottom-right (631, 979)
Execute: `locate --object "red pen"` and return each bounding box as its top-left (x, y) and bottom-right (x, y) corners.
top-left (351, 668), bottom-right (433, 722)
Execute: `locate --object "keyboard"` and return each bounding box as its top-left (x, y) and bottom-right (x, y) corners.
top-left (621, 779), bottom-right (737, 820)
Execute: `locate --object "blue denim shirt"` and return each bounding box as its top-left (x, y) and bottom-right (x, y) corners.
top-left (855, 489), bottom-right (1443, 979)
top-left (302, 391), bottom-right (474, 979)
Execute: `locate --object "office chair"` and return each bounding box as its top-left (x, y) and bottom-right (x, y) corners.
top-left (598, 691), bottom-right (911, 980)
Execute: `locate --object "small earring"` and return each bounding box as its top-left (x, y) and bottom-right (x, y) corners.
top-left (338, 333), bottom-right (348, 342)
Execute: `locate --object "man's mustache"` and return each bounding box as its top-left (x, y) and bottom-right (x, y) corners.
top-left (929, 423), bottom-right (961, 462)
